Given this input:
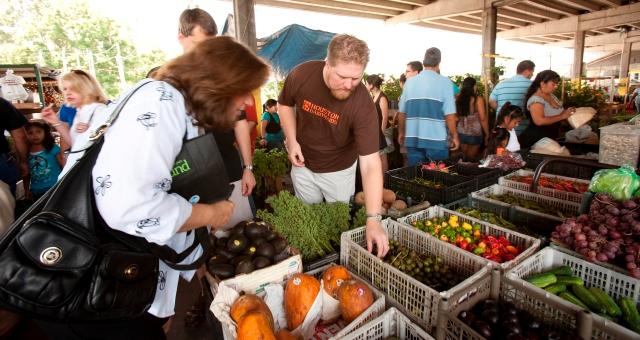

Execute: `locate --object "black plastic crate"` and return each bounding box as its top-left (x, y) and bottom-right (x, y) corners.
top-left (522, 152), bottom-right (598, 180)
top-left (448, 164), bottom-right (501, 190)
top-left (386, 166), bottom-right (476, 205)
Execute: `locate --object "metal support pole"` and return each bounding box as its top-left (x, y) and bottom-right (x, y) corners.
top-left (233, 0), bottom-right (257, 53)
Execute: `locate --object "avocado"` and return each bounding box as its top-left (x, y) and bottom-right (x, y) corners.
top-left (207, 263), bottom-right (235, 279)
top-left (231, 220), bottom-right (249, 235)
top-left (215, 237), bottom-right (229, 249)
top-left (231, 255), bottom-right (252, 267)
top-left (256, 242), bottom-right (275, 259)
top-left (271, 237), bottom-right (288, 254)
top-left (253, 256), bottom-right (272, 269)
top-left (215, 247), bottom-right (235, 260)
top-left (227, 234), bottom-right (248, 254)
top-left (244, 223), bottom-right (268, 240)
top-left (244, 244), bottom-right (258, 256)
top-left (207, 254), bottom-right (228, 267)
top-left (235, 259), bottom-right (255, 275)
top-left (264, 230), bottom-right (277, 242)
top-left (252, 238), bottom-right (267, 246)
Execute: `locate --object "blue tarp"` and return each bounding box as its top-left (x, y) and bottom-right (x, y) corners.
top-left (257, 24), bottom-right (336, 76)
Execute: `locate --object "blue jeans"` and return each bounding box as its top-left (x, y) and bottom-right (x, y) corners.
top-left (406, 147), bottom-right (448, 166)
top-left (0, 153), bottom-right (20, 195)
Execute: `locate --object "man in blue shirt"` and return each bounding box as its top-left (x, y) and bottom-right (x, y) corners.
top-left (397, 47), bottom-right (459, 165)
top-left (490, 60), bottom-right (535, 135)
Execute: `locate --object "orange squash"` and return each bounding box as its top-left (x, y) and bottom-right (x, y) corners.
top-left (231, 294), bottom-right (274, 329)
top-left (275, 329), bottom-right (299, 340)
top-left (284, 273), bottom-right (320, 330)
top-left (237, 311), bottom-right (276, 340)
top-left (321, 265), bottom-right (351, 299)
top-left (337, 279), bottom-right (374, 323)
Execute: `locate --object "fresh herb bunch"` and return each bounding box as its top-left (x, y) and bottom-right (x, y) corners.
top-left (253, 148), bottom-right (290, 196)
top-left (257, 191), bottom-right (352, 262)
top-left (352, 206), bottom-right (367, 229)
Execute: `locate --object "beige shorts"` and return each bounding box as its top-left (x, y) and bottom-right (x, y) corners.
top-left (290, 161), bottom-right (357, 204)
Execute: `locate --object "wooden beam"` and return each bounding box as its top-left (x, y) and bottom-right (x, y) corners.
top-left (498, 3), bottom-right (640, 38)
top-left (498, 9), bottom-right (544, 24)
top-left (506, 3), bottom-right (563, 20)
top-left (413, 21), bottom-right (481, 34)
top-left (526, 0), bottom-right (580, 16)
top-left (465, 12), bottom-right (528, 26)
top-left (572, 30), bottom-right (585, 78)
top-left (446, 15), bottom-right (514, 30)
top-left (333, 0), bottom-right (413, 11)
top-left (593, 0), bottom-right (621, 7)
top-left (386, 0), bottom-right (483, 24)
top-left (256, 0), bottom-right (390, 19)
top-left (429, 19), bottom-right (484, 32)
top-left (388, 0), bottom-right (431, 5)
top-left (262, 0), bottom-right (400, 16)
top-left (620, 40), bottom-right (632, 78)
top-left (492, 0), bottom-right (528, 6)
top-left (482, 5), bottom-right (497, 83)
top-left (549, 30), bottom-right (640, 47)
top-left (556, 0), bottom-right (603, 12)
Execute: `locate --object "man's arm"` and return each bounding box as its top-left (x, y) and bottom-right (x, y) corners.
top-left (234, 120), bottom-right (256, 196)
top-left (359, 152), bottom-right (389, 258)
top-left (396, 111), bottom-right (406, 146)
top-left (278, 104), bottom-right (304, 166)
top-left (260, 119), bottom-right (268, 146)
top-left (489, 99), bottom-right (498, 110)
top-left (9, 127), bottom-right (29, 182)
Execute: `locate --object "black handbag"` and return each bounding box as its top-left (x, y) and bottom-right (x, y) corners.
top-left (0, 81), bottom-right (225, 321)
top-left (265, 112), bottom-right (282, 134)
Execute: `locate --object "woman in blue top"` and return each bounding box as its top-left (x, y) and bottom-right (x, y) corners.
top-left (260, 98), bottom-right (284, 150)
top-left (24, 120), bottom-right (65, 198)
top-left (519, 70), bottom-right (575, 149)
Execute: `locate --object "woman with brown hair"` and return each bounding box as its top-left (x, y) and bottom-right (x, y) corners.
top-left (37, 36), bottom-right (270, 339)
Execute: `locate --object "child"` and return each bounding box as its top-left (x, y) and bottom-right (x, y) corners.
top-left (25, 121), bottom-right (65, 198)
top-left (495, 102), bottom-right (526, 152)
top-left (485, 127), bottom-right (510, 157)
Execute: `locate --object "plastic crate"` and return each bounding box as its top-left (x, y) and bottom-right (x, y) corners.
top-left (442, 197), bottom-right (470, 210)
top-left (340, 307), bottom-right (434, 340)
top-left (505, 247), bottom-right (640, 340)
top-left (386, 166), bottom-right (476, 205)
top-left (303, 252), bottom-right (339, 272)
top-left (340, 219), bottom-right (493, 333)
top-left (397, 206), bottom-right (540, 272)
top-left (522, 152), bottom-right (599, 180)
top-left (499, 169), bottom-right (590, 204)
top-left (470, 185), bottom-right (581, 234)
top-left (447, 164), bottom-right (501, 190)
top-left (440, 272), bottom-right (588, 340)
top-left (599, 123), bottom-right (640, 167)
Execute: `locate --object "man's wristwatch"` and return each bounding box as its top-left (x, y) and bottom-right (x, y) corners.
top-left (366, 213), bottom-right (382, 222)
top-left (243, 165), bottom-right (253, 171)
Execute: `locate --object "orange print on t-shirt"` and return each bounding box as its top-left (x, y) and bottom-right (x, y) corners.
top-left (302, 99), bottom-right (340, 125)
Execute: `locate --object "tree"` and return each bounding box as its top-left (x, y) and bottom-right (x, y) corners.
top-left (0, 0), bottom-right (166, 98)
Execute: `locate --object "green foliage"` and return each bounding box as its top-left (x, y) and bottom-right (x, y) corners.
top-left (352, 206), bottom-right (367, 229)
top-left (381, 75), bottom-right (403, 102)
top-left (554, 80), bottom-right (606, 109)
top-left (262, 80), bottom-right (284, 102)
top-left (1, 0), bottom-right (166, 98)
top-left (253, 148), bottom-right (290, 196)
top-left (449, 73), bottom-right (486, 97)
top-left (257, 191), bottom-right (351, 262)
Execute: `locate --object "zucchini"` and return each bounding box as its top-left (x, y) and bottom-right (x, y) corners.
top-left (597, 313), bottom-right (618, 323)
top-left (546, 265), bottom-right (573, 276)
top-left (526, 273), bottom-right (557, 288)
top-left (544, 284), bottom-right (567, 294)
top-left (589, 287), bottom-right (621, 317)
top-left (619, 297), bottom-right (640, 333)
top-left (560, 292), bottom-right (590, 310)
top-left (555, 275), bottom-right (584, 286)
top-left (572, 285), bottom-right (605, 314)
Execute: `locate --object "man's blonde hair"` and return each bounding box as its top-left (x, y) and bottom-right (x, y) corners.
top-left (327, 34), bottom-right (370, 67)
top-left (60, 70), bottom-right (108, 106)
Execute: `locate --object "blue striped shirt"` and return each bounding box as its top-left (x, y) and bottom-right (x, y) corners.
top-left (399, 70), bottom-right (456, 150)
top-left (490, 74), bottom-right (531, 134)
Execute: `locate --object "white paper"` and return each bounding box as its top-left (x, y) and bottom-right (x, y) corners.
top-left (319, 281), bottom-right (341, 323)
top-left (264, 283), bottom-right (287, 332)
top-left (291, 281), bottom-right (324, 340)
top-left (210, 282), bottom-right (241, 338)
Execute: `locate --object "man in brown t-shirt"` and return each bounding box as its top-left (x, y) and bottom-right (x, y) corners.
top-left (278, 34), bottom-right (388, 258)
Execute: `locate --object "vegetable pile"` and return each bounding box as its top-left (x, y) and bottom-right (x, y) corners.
top-left (525, 265), bottom-right (640, 333)
top-left (487, 194), bottom-right (566, 218)
top-left (507, 175), bottom-right (589, 193)
top-left (411, 215), bottom-right (521, 263)
top-left (256, 191), bottom-right (352, 262)
top-left (412, 178), bottom-right (445, 189)
top-left (383, 240), bottom-right (464, 291)
top-left (551, 194), bottom-right (640, 278)
top-left (457, 298), bottom-right (574, 339)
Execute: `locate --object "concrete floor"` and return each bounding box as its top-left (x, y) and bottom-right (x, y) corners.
top-left (167, 277), bottom-right (223, 340)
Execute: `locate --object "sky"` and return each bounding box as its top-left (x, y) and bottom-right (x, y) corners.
top-left (88, 0), bottom-right (606, 80)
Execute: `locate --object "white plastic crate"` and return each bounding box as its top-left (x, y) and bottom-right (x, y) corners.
top-left (397, 206), bottom-right (540, 272)
top-left (505, 247), bottom-right (640, 340)
top-left (440, 272), bottom-right (588, 340)
top-left (340, 307), bottom-right (434, 340)
top-left (340, 219), bottom-right (493, 333)
top-left (499, 169), bottom-right (590, 204)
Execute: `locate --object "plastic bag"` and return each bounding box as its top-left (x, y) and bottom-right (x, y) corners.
top-left (479, 151), bottom-right (526, 171)
top-left (566, 125), bottom-right (599, 144)
top-left (568, 107), bottom-right (596, 129)
top-left (531, 137), bottom-right (570, 156)
top-left (0, 70), bottom-right (28, 102)
top-left (588, 166), bottom-right (640, 201)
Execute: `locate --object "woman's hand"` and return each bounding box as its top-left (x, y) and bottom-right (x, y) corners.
top-left (75, 122), bottom-right (90, 133)
top-left (561, 107), bottom-right (576, 119)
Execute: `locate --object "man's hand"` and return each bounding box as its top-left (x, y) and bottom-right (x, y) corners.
top-left (209, 200), bottom-right (235, 228)
top-left (241, 169), bottom-right (256, 196)
top-left (259, 138), bottom-right (267, 146)
top-left (41, 105), bottom-right (60, 125)
top-left (366, 219), bottom-right (389, 258)
top-left (286, 140), bottom-right (305, 167)
top-left (449, 135), bottom-right (460, 151)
